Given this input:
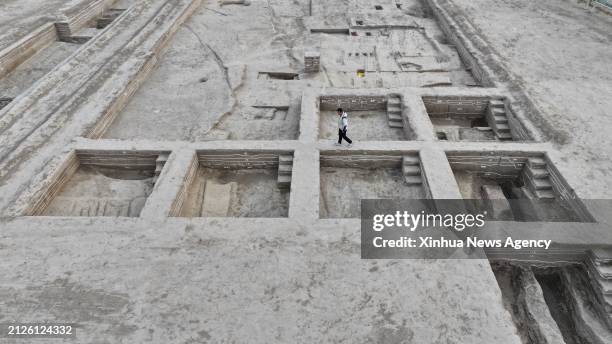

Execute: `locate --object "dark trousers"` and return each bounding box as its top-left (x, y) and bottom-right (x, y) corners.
top-left (338, 128), bottom-right (352, 144)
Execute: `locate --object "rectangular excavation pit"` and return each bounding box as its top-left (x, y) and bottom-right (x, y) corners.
top-left (447, 152), bottom-right (594, 222)
top-left (174, 151), bottom-right (292, 218)
top-left (423, 96), bottom-right (530, 141)
top-left (26, 150), bottom-right (169, 217)
top-left (318, 94), bottom-right (408, 141)
top-left (319, 152), bottom-right (427, 218)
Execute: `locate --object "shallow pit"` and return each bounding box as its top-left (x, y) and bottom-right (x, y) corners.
top-left (318, 95), bottom-right (407, 141)
top-left (31, 151), bottom-right (168, 217)
top-left (177, 151), bottom-right (291, 218)
top-left (319, 153), bottom-right (426, 218)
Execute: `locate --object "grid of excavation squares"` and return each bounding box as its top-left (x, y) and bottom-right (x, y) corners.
top-left (26, 150), bottom-right (169, 217)
top-left (446, 151), bottom-right (593, 222)
top-left (318, 94), bottom-right (410, 141)
top-left (423, 96), bottom-right (530, 142)
top-left (319, 152), bottom-right (425, 218)
top-left (175, 151), bottom-right (292, 218)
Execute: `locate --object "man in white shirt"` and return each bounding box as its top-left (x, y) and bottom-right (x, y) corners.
top-left (336, 108), bottom-right (353, 147)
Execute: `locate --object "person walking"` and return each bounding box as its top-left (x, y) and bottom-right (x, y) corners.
top-left (336, 108), bottom-right (352, 147)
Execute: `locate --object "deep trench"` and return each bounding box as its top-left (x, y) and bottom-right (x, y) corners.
top-left (533, 268), bottom-right (590, 344)
top-left (492, 263), bottom-right (597, 344)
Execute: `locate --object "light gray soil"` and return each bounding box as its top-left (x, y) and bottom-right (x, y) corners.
top-left (320, 166), bottom-right (426, 218)
top-left (43, 166), bottom-right (154, 217)
top-left (319, 110), bottom-right (406, 141)
top-left (180, 168), bottom-right (289, 218)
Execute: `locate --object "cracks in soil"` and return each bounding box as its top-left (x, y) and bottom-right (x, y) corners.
top-left (184, 25), bottom-right (231, 90)
top-left (184, 24), bottom-right (243, 140)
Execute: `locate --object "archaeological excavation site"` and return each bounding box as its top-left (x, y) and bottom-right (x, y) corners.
top-left (0, 0), bottom-right (611, 342)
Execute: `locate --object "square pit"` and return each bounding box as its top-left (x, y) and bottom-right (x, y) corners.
top-left (27, 150), bottom-right (169, 217)
top-left (176, 151), bottom-right (292, 218)
top-left (319, 152), bottom-right (426, 218)
top-left (447, 152), bottom-right (593, 222)
top-left (423, 96), bottom-right (530, 141)
top-left (318, 94), bottom-right (408, 141)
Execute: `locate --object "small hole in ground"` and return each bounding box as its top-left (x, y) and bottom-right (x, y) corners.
top-left (436, 132), bottom-right (447, 140)
top-left (375, 5), bottom-right (383, 10)
top-left (199, 77), bottom-right (208, 83)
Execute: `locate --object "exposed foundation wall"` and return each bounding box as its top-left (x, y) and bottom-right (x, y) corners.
top-left (320, 152), bottom-right (406, 169)
top-left (197, 151), bottom-right (288, 169)
top-left (76, 150), bottom-right (164, 169)
top-left (446, 152), bottom-right (527, 178)
top-left (23, 151), bottom-right (79, 216)
top-left (423, 96), bottom-right (489, 116)
top-left (320, 95), bottom-right (387, 111)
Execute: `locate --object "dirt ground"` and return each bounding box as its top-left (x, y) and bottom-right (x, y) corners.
top-left (445, 0), bottom-right (612, 198)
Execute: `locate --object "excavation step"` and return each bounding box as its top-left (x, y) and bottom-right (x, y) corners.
top-left (404, 175), bottom-right (422, 185)
top-left (402, 165), bottom-right (421, 176)
top-left (97, 9), bottom-right (126, 29)
top-left (387, 103), bottom-right (401, 111)
top-left (279, 155), bottom-right (293, 165)
top-left (496, 132), bottom-right (513, 140)
top-left (591, 248), bottom-right (612, 263)
top-left (492, 108), bottom-right (507, 116)
top-left (277, 175), bottom-right (291, 189)
top-left (154, 153), bottom-right (169, 179)
top-left (277, 155), bottom-right (293, 189)
top-left (387, 97), bottom-right (401, 105)
top-left (588, 257), bottom-right (612, 279)
top-left (493, 115), bottom-right (508, 124)
top-left (526, 167), bottom-right (550, 179)
top-left (489, 99), bottom-right (505, 108)
top-left (496, 123), bottom-right (510, 132)
top-left (531, 178), bottom-right (553, 190)
top-left (533, 189), bottom-right (555, 199)
top-left (590, 271), bottom-right (612, 295)
top-left (278, 164), bottom-right (292, 175)
top-left (527, 157), bottom-right (547, 169)
top-left (402, 155), bottom-right (420, 166)
top-left (402, 155), bottom-right (422, 185)
top-left (388, 113), bottom-right (402, 121)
